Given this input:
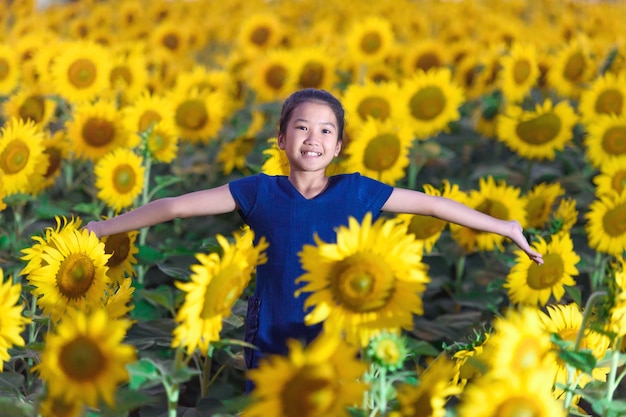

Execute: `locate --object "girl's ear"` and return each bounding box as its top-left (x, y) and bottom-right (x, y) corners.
top-left (334, 140), bottom-right (342, 157)
top-left (277, 133), bottom-right (286, 149)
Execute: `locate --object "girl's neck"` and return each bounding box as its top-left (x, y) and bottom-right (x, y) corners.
top-left (287, 171), bottom-right (329, 200)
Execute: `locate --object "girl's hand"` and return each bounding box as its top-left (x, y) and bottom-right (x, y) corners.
top-left (84, 221), bottom-right (101, 239)
top-left (508, 220), bottom-right (544, 265)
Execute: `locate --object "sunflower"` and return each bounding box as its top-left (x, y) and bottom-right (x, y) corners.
top-left (450, 176), bottom-right (527, 254)
top-left (606, 256), bottom-right (626, 338)
top-left (399, 68), bottom-right (465, 140)
top-left (546, 40), bottom-right (595, 99)
top-left (170, 88), bottom-right (226, 144)
top-left (524, 182), bottom-right (566, 229)
top-left (0, 42), bottom-right (20, 95)
top-left (172, 65), bottom-right (236, 103)
top-left (295, 213), bottom-right (429, 348)
top-left (236, 12), bottom-right (286, 58)
top-left (245, 332), bottom-right (368, 417)
top-left (105, 277), bottom-right (135, 320)
top-left (101, 230), bottom-right (139, 285)
top-left (24, 227), bottom-right (111, 322)
top-left (1, 87), bottom-right (57, 128)
top-left (123, 90), bottom-right (175, 136)
top-left (392, 355), bottom-right (462, 417)
top-left (400, 38), bottom-right (449, 76)
top-left (172, 230), bottom-right (268, 356)
top-left (482, 306), bottom-right (556, 377)
top-left (218, 111), bottom-right (265, 175)
top-left (593, 156), bottom-right (626, 197)
top-left (0, 268), bottom-right (31, 365)
top-left (66, 100), bottom-right (131, 162)
top-left (144, 120), bottom-right (179, 163)
top-left (148, 20), bottom-right (191, 59)
top-left (94, 147), bottom-right (145, 213)
top-left (538, 303), bottom-right (611, 399)
top-left (341, 79), bottom-right (405, 126)
top-left (37, 394), bottom-right (84, 417)
top-left (293, 46), bottom-right (339, 92)
top-left (395, 180), bottom-right (467, 253)
top-left (344, 15), bottom-right (395, 64)
top-left (34, 308), bottom-right (136, 408)
top-left (0, 175), bottom-right (6, 212)
top-left (451, 332), bottom-right (490, 387)
top-left (342, 117), bottom-right (413, 185)
top-left (246, 48), bottom-right (296, 103)
top-left (585, 192), bottom-right (626, 256)
top-left (578, 72), bottom-right (626, 125)
top-left (505, 233), bottom-right (580, 306)
top-left (261, 137), bottom-right (290, 176)
top-left (365, 331), bottom-right (409, 372)
top-left (0, 117), bottom-right (48, 196)
top-left (106, 45), bottom-right (149, 104)
top-left (549, 198), bottom-right (579, 237)
top-left (29, 130), bottom-right (68, 195)
top-left (50, 40), bottom-right (112, 104)
top-left (498, 42), bottom-right (540, 103)
top-left (496, 99), bottom-right (578, 161)
top-left (456, 371), bottom-right (566, 417)
top-left (584, 114), bottom-right (626, 169)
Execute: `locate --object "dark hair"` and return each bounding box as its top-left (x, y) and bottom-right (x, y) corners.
top-left (278, 88), bottom-right (345, 141)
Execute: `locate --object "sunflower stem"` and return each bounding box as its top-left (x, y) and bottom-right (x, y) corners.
top-left (200, 352), bottom-right (213, 398)
top-left (604, 336), bottom-right (622, 412)
top-left (454, 254), bottom-right (467, 294)
top-left (136, 141), bottom-right (154, 285)
top-left (522, 159), bottom-right (533, 193)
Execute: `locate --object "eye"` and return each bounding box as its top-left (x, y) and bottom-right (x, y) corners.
top-left (322, 128), bottom-right (332, 134)
top-left (297, 126), bottom-right (307, 131)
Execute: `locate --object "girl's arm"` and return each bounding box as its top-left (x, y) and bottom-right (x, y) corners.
top-left (85, 184), bottom-right (237, 238)
top-left (382, 187), bottom-right (544, 265)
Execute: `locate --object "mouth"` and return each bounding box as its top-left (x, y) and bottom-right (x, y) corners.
top-left (301, 151), bottom-right (322, 157)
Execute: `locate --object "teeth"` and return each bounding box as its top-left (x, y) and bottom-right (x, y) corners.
top-left (302, 151), bottom-right (321, 156)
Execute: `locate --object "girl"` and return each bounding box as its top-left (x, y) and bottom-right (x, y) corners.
top-left (86, 88), bottom-right (543, 370)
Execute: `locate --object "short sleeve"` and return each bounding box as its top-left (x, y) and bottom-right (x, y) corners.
top-left (354, 173), bottom-right (394, 214)
top-left (229, 174), bottom-right (261, 221)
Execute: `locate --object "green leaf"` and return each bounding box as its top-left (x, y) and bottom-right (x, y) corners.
top-left (130, 299), bottom-right (164, 321)
top-left (136, 285), bottom-right (175, 312)
top-left (136, 244), bottom-right (165, 264)
top-left (127, 358), bottom-right (160, 390)
top-left (592, 398), bottom-right (626, 417)
top-left (72, 202), bottom-right (102, 216)
top-left (564, 285), bottom-right (582, 307)
top-left (0, 396), bottom-right (34, 417)
top-left (405, 339), bottom-right (440, 357)
top-left (0, 372), bottom-right (24, 394)
top-left (558, 348), bottom-right (597, 375)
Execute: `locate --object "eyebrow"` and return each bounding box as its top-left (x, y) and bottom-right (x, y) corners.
top-left (293, 118), bottom-right (337, 129)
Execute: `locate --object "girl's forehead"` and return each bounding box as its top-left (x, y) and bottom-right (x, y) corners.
top-left (291, 101), bottom-right (337, 121)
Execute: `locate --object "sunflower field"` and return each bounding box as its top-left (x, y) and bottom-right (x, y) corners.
top-left (1, 0), bottom-right (626, 416)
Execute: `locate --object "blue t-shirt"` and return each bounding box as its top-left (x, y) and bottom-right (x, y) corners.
top-left (229, 172), bottom-right (393, 367)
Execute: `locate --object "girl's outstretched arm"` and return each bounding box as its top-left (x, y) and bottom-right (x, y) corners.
top-left (85, 184), bottom-right (237, 238)
top-left (382, 188), bottom-right (544, 265)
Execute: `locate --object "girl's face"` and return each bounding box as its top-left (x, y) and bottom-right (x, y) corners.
top-left (278, 101), bottom-right (342, 174)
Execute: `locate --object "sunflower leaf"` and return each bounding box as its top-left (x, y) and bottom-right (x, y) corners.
top-left (127, 358), bottom-right (161, 390)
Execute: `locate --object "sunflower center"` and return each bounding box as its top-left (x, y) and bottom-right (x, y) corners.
top-left (513, 60), bottom-right (531, 84)
top-left (82, 117), bottom-right (115, 148)
top-left (526, 254), bottom-right (565, 289)
top-left (0, 59), bottom-right (9, 81)
top-left (515, 113), bottom-right (562, 145)
top-left (138, 110), bottom-right (162, 133)
top-left (251, 26), bottom-right (270, 46)
top-left (176, 100), bottom-right (209, 131)
top-left (409, 392), bottom-right (434, 416)
top-left (496, 396), bottom-right (541, 417)
top-left (511, 336), bottom-right (545, 372)
top-left (299, 62), bottom-right (324, 89)
top-left (595, 89), bottom-right (623, 116)
top-left (59, 336), bottom-right (106, 381)
top-left (282, 364), bottom-right (338, 417)
top-left (19, 95), bottom-right (46, 123)
top-left (265, 64), bottom-right (288, 91)
top-left (330, 253), bottom-right (394, 312)
top-left (104, 233), bottom-right (132, 268)
top-left (360, 32), bottom-right (382, 55)
top-left (602, 125), bottom-right (626, 157)
top-left (357, 96), bottom-right (391, 121)
top-left (0, 139), bottom-right (30, 175)
top-left (475, 198), bottom-right (509, 221)
top-left (415, 53), bottom-right (441, 72)
top-left (45, 147), bottom-right (63, 178)
top-left (374, 339), bottom-right (401, 365)
top-left (363, 133), bottom-right (401, 172)
top-left (161, 33), bottom-right (180, 52)
top-left (611, 170), bottom-right (626, 194)
top-left (408, 215), bottom-right (446, 239)
top-left (56, 253), bottom-right (96, 299)
top-left (563, 51), bottom-right (586, 83)
top-left (602, 202), bottom-right (626, 237)
top-left (113, 163), bottom-right (138, 194)
top-left (409, 86), bottom-right (445, 121)
top-left (111, 65), bottom-right (132, 87)
top-left (200, 264), bottom-right (243, 318)
top-left (68, 58), bottom-right (97, 89)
